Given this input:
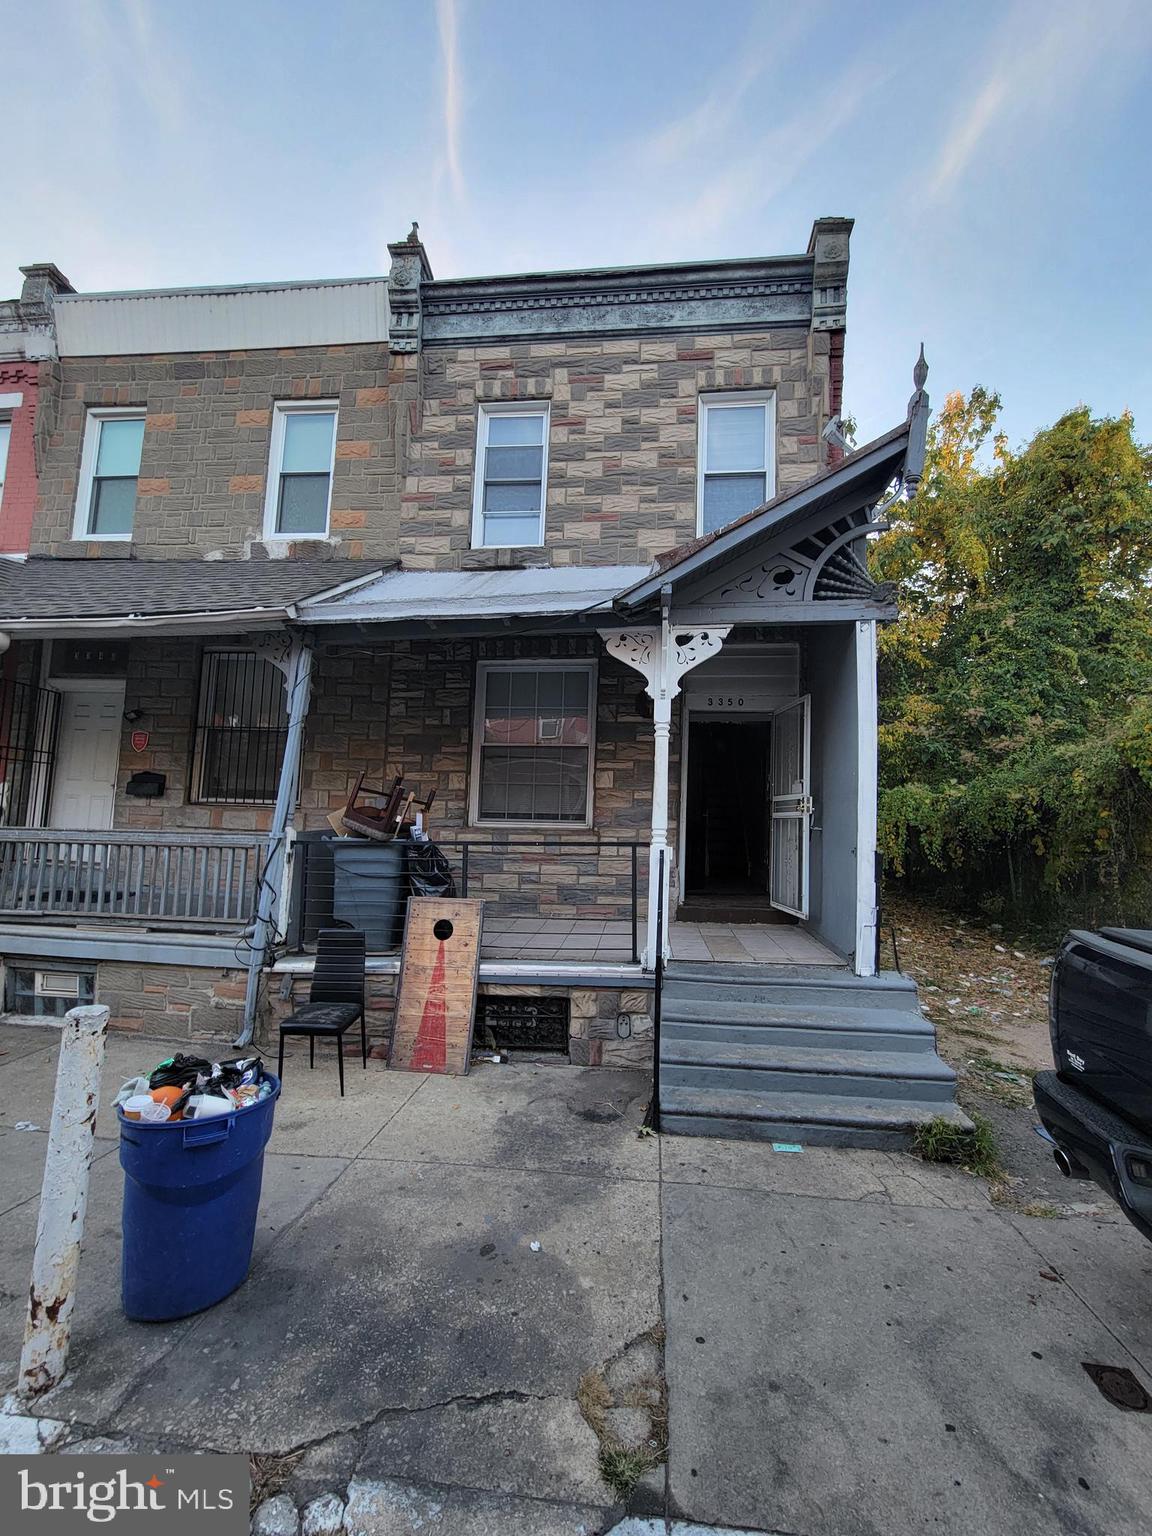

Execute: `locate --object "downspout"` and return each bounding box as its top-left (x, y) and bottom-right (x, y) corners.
top-left (236, 633), bottom-right (314, 1047)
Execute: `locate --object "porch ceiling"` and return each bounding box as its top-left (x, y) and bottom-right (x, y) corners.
top-left (297, 563), bottom-right (651, 629)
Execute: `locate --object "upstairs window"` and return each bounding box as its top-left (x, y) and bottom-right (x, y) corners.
top-left (471, 662), bottom-right (595, 825)
top-left (192, 650), bottom-right (288, 804)
top-left (697, 392), bottom-right (775, 535)
top-left (472, 403), bottom-right (549, 548)
top-left (264, 402), bottom-right (337, 537)
top-left (74, 409), bottom-right (145, 540)
top-left (0, 417), bottom-right (10, 504)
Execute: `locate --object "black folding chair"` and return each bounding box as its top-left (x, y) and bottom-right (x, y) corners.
top-left (277, 929), bottom-right (367, 1096)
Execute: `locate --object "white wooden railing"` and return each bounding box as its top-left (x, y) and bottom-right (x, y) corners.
top-left (0, 829), bottom-right (263, 927)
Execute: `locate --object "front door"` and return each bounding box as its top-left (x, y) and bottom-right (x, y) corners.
top-left (768, 695), bottom-right (811, 918)
top-left (49, 687), bottom-right (124, 829)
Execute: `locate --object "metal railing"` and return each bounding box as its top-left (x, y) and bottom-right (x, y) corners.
top-left (0, 679), bottom-right (61, 828)
top-left (0, 829), bottom-right (263, 927)
top-left (287, 832), bottom-right (646, 963)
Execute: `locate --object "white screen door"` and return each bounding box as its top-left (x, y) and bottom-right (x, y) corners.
top-left (49, 687), bottom-right (125, 829)
top-left (769, 695), bottom-right (811, 918)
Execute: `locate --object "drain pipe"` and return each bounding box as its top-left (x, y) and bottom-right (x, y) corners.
top-left (236, 635), bottom-right (314, 1048)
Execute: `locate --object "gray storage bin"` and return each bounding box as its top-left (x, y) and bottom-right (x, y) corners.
top-left (331, 839), bottom-right (409, 951)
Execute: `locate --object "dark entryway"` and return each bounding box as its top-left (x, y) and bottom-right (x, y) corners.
top-left (682, 719), bottom-right (789, 921)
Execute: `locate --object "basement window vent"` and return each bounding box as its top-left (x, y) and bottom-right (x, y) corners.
top-left (7, 969), bottom-right (95, 1019)
top-left (475, 995), bottom-right (569, 1054)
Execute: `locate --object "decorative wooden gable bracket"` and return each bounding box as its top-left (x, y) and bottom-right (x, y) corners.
top-left (666, 497), bottom-right (899, 624)
top-left (598, 625), bottom-right (730, 703)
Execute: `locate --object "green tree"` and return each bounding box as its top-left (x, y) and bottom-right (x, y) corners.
top-left (871, 392), bottom-right (1152, 925)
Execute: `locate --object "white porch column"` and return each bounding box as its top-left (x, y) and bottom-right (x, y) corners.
top-left (601, 612), bottom-right (729, 967)
top-left (237, 632), bottom-right (315, 1045)
top-left (854, 618), bottom-right (879, 976)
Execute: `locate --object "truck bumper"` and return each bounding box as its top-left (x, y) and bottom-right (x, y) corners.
top-left (1034, 1070), bottom-right (1152, 1243)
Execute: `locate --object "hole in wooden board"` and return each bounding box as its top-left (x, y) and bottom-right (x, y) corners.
top-left (433, 918), bottom-right (455, 941)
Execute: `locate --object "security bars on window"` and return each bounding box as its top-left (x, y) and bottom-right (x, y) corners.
top-left (192, 651), bottom-right (288, 805)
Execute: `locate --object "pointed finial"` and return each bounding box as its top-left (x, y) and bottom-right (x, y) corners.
top-left (407, 221), bottom-right (420, 245)
top-left (913, 342), bottom-right (928, 392)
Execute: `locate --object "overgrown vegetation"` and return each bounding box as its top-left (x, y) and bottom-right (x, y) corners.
top-left (913, 1110), bottom-right (1001, 1178)
top-left (871, 391), bottom-right (1152, 927)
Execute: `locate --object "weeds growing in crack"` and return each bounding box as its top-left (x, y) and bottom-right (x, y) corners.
top-left (577, 1323), bottom-right (668, 1501)
top-left (249, 1449), bottom-right (307, 1513)
top-left (913, 1111), bottom-right (1001, 1179)
top-left (598, 1442), bottom-right (664, 1500)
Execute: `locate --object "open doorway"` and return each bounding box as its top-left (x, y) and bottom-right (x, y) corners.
top-left (681, 718), bottom-right (793, 922)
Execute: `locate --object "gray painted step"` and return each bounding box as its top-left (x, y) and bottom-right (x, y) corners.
top-left (660, 1084), bottom-right (971, 1151)
top-left (661, 1040), bottom-right (956, 1101)
top-left (663, 967), bottom-right (920, 1013)
top-left (663, 995), bottom-right (933, 1032)
top-left (663, 1019), bottom-right (933, 1053)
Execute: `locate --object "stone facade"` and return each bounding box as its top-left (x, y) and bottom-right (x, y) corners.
top-left (112, 630), bottom-right (678, 861)
top-left (96, 960), bottom-right (248, 1040)
top-left (259, 975), bottom-right (653, 1068)
top-left (401, 329), bottom-right (831, 570)
top-left (31, 345), bottom-right (417, 561)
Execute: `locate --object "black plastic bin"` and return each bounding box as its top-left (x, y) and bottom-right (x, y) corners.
top-left (331, 838), bottom-right (409, 951)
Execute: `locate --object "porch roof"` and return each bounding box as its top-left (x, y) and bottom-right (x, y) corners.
top-left (0, 558), bottom-right (388, 636)
top-left (298, 563), bottom-right (651, 627)
top-left (614, 418), bottom-right (913, 611)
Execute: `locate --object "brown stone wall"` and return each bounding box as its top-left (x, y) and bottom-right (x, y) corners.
top-left (107, 634), bottom-right (675, 909)
top-left (97, 960), bottom-right (247, 1040)
top-left (114, 634), bottom-right (275, 833)
top-left (32, 347), bottom-right (417, 560)
top-left (401, 330), bottom-right (831, 569)
top-left (258, 974), bottom-right (652, 1068)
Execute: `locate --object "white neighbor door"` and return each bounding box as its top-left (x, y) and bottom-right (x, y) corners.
top-left (769, 695), bottom-right (811, 918)
top-left (49, 687), bottom-right (125, 829)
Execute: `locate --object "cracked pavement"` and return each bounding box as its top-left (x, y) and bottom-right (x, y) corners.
top-left (4, 1023), bottom-right (1152, 1534)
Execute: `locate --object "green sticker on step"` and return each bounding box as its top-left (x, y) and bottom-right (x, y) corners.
top-left (772, 1142), bottom-right (803, 1153)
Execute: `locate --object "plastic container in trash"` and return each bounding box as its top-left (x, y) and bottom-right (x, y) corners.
top-left (331, 837), bottom-right (408, 950)
top-left (118, 1075), bottom-right (280, 1321)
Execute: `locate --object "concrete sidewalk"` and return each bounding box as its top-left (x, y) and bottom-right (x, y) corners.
top-left (3, 1022), bottom-right (1152, 1535)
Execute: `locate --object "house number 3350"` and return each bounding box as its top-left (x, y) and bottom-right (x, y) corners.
top-left (706, 695), bottom-right (745, 707)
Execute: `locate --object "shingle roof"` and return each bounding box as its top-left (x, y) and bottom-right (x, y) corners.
top-left (0, 559), bottom-right (387, 621)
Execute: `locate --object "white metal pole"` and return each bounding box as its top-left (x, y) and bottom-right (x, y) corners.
top-left (18, 1003), bottom-right (109, 1401)
top-left (645, 606), bottom-right (674, 968)
top-left (238, 635), bottom-right (314, 1046)
top-left (854, 619), bottom-right (879, 976)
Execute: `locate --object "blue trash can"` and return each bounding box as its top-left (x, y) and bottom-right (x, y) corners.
top-left (118, 1076), bottom-right (280, 1321)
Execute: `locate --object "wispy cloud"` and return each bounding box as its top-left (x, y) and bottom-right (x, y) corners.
top-left (632, 42), bottom-right (894, 250)
top-left (435, 0), bottom-right (465, 204)
top-left (927, 0), bottom-right (1152, 200)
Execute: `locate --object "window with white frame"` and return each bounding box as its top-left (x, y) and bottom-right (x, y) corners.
top-left (697, 392), bottom-right (775, 535)
top-left (471, 662), bottom-right (595, 825)
top-left (472, 402), bottom-right (549, 548)
top-left (264, 402), bottom-right (338, 537)
top-left (74, 409), bottom-right (145, 539)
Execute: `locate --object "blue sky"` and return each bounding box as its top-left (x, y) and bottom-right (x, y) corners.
top-left (5, 0), bottom-right (1150, 448)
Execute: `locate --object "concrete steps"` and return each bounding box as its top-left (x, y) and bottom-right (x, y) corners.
top-left (658, 962), bottom-right (966, 1149)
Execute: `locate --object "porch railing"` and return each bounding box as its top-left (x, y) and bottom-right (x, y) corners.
top-left (287, 832), bottom-right (646, 963)
top-left (0, 829), bottom-right (264, 927)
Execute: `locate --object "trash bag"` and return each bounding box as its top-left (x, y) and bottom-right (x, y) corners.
top-left (408, 840), bottom-right (457, 898)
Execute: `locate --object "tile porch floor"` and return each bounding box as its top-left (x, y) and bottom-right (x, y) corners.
top-left (479, 916), bottom-right (844, 966)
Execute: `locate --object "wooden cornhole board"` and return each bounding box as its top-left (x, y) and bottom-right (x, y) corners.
top-left (390, 898), bottom-right (484, 1075)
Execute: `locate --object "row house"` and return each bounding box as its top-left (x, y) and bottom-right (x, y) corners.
top-left (0, 219), bottom-right (962, 1144)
